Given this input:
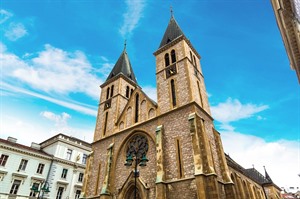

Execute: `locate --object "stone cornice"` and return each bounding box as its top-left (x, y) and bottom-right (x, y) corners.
top-left (53, 157), bottom-right (87, 169)
top-left (40, 137), bottom-right (91, 151)
top-left (0, 143), bottom-right (52, 160)
top-left (154, 35), bottom-right (201, 59)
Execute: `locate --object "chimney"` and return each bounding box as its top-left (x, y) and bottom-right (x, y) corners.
top-left (7, 136), bottom-right (17, 143)
top-left (31, 142), bottom-right (41, 150)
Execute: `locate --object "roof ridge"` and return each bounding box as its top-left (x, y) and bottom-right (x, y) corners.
top-left (159, 15), bottom-right (185, 48)
top-left (106, 48), bottom-right (137, 84)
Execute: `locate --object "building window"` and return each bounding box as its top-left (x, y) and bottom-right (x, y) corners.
top-left (176, 139), bottom-right (184, 178)
top-left (82, 154), bottom-right (87, 164)
top-left (193, 55), bottom-right (197, 67)
top-left (190, 51), bottom-right (193, 64)
top-left (0, 154), bottom-right (8, 166)
top-left (75, 190), bottom-right (81, 199)
top-left (56, 187), bottom-right (64, 199)
top-left (10, 179), bottom-right (21, 195)
top-left (110, 85), bottom-right (114, 97)
top-left (171, 79), bottom-right (177, 107)
top-left (103, 112), bottom-right (108, 136)
top-left (66, 149), bottom-right (72, 160)
top-left (29, 182), bottom-right (39, 197)
top-left (61, 168), bottom-right (68, 179)
top-left (135, 94), bottom-right (139, 123)
top-left (171, 49), bottom-right (176, 63)
top-left (130, 89), bottom-right (134, 96)
top-left (106, 87), bottom-right (110, 100)
top-left (18, 159), bottom-right (28, 171)
top-left (165, 53), bottom-right (170, 67)
top-left (126, 86), bottom-right (130, 98)
top-left (197, 81), bottom-right (203, 107)
top-left (78, 173), bottom-right (84, 182)
top-left (36, 163), bottom-right (45, 174)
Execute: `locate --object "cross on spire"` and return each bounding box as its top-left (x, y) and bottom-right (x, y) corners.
top-left (170, 6), bottom-right (173, 18)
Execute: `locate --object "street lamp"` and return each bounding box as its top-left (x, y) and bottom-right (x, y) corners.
top-left (125, 153), bottom-right (148, 199)
top-left (30, 181), bottom-right (50, 199)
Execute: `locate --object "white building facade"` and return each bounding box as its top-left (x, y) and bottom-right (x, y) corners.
top-left (0, 134), bottom-right (91, 199)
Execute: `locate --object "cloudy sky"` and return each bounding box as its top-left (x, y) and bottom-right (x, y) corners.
top-left (1, 0), bottom-right (299, 189)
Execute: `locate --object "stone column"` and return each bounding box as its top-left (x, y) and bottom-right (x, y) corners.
top-left (189, 113), bottom-right (220, 199)
top-left (155, 125), bottom-right (166, 199)
top-left (80, 151), bottom-right (94, 198)
top-left (100, 143), bottom-right (114, 199)
top-left (213, 129), bottom-right (236, 199)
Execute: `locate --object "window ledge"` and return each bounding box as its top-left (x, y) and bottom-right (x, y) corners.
top-left (12, 172), bottom-right (28, 178)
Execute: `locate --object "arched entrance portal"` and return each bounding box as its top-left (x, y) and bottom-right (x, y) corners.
top-left (124, 185), bottom-right (141, 199)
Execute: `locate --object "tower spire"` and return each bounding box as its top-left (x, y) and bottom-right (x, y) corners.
top-left (170, 5), bottom-right (173, 18)
top-left (263, 166), bottom-right (273, 183)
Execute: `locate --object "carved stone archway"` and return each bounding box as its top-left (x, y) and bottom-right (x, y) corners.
top-left (124, 185), bottom-right (141, 199)
top-left (118, 172), bottom-right (148, 199)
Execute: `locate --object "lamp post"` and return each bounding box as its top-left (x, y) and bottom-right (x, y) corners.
top-left (124, 154), bottom-right (148, 199)
top-left (30, 181), bottom-right (50, 199)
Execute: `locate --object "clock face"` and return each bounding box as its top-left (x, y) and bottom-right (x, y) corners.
top-left (126, 134), bottom-right (148, 159)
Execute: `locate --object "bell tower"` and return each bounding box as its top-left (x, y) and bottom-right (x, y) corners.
top-left (153, 14), bottom-right (210, 116)
top-left (153, 13), bottom-right (234, 199)
top-left (93, 46), bottom-right (137, 141)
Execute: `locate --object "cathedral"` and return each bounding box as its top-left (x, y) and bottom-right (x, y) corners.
top-left (82, 13), bottom-right (281, 199)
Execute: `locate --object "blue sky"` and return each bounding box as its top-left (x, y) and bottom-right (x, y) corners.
top-left (1, 0), bottom-right (299, 189)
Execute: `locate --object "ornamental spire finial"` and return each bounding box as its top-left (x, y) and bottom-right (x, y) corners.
top-left (170, 6), bottom-right (173, 18)
top-left (124, 39), bottom-right (127, 50)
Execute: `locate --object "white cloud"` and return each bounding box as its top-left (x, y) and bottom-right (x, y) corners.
top-left (119, 0), bottom-right (146, 38)
top-left (0, 114), bottom-right (94, 146)
top-left (141, 85), bottom-right (157, 102)
top-left (221, 130), bottom-right (300, 188)
top-left (210, 98), bottom-right (299, 187)
top-left (39, 111), bottom-right (93, 142)
top-left (1, 82), bottom-right (98, 116)
top-left (5, 22), bottom-right (28, 41)
top-left (0, 9), bottom-right (13, 24)
top-left (211, 98), bottom-right (269, 123)
top-left (40, 111), bottom-right (71, 127)
top-left (1, 43), bottom-right (106, 100)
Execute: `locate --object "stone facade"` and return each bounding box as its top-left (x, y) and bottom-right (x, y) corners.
top-left (82, 14), bottom-right (281, 199)
top-left (271, 0), bottom-right (300, 83)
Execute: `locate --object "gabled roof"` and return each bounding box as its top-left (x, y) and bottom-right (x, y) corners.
top-left (244, 168), bottom-right (270, 184)
top-left (159, 15), bottom-right (185, 48)
top-left (225, 154), bottom-right (273, 185)
top-left (106, 49), bottom-right (137, 83)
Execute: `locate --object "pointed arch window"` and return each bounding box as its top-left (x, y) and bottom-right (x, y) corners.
top-left (171, 79), bottom-right (176, 107)
top-left (171, 50), bottom-right (176, 63)
top-left (165, 53), bottom-right (170, 67)
top-left (110, 85), bottom-right (114, 97)
top-left (197, 81), bottom-right (203, 107)
top-left (190, 51), bottom-right (193, 64)
top-left (135, 94), bottom-right (139, 123)
top-left (193, 55), bottom-right (197, 67)
top-left (106, 87), bottom-right (110, 100)
top-left (176, 138), bottom-right (184, 178)
top-left (130, 89), bottom-right (134, 97)
top-left (103, 112), bottom-right (108, 136)
top-left (126, 86), bottom-right (130, 98)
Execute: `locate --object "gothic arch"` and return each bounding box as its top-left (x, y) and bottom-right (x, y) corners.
top-left (114, 130), bottom-right (155, 164)
top-left (118, 172), bottom-right (148, 199)
top-left (110, 130), bottom-right (155, 196)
